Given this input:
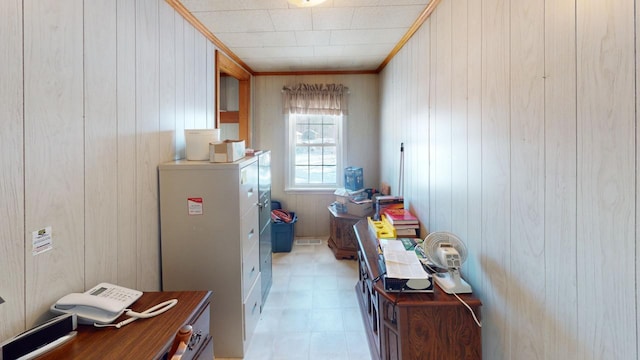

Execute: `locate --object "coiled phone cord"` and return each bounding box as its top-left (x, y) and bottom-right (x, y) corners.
top-left (93, 299), bottom-right (178, 329)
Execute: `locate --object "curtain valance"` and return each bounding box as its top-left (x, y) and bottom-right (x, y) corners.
top-left (282, 83), bottom-right (349, 116)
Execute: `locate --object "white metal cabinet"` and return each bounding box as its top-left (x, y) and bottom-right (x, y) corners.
top-left (159, 157), bottom-right (261, 359)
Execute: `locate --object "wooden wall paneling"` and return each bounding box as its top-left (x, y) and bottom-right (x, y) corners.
top-left (344, 75), bottom-right (379, 193)
top-left (23, 0), bottom-right (85, 326)
top-left (84, 0), bottom-right (118, 287)
top-left (433, 2), bottom-right (452, 231)
top-left (183, 22), bottom-right (195, 130)
top-left (379, 63), bottom-right (396, 193)
top-left (135, 0), bottom-right (161, 291)
top-left (480, 0), bottom-right (511, 357)
top-left (159, 0), bottom-right (177, 162)
top-left (465, 0), bottom-right (484, 297)
top-left (116, 0), bottom-right (138, 288)
top-left (174, 13), bottom-right (186, 159)
top-left (637, 1), bottom-right (640, 358)
top-left (543, 0), bottom-right (578, 357)
top-left (206, 41), bottom-right (215, 128)
top-left (414, 22), bottom-right (431, 234)
top-left (404, 34), bottom-right (417, 207)
top-left (193, 32), bottom-right (207, 128)
top-left (509, 0), bottom-right (545, 356)
top-left (428, 14), bottom-right (437, 230)
top-left (450, 0), bottom-right (469, 242)
top-left (400, 45), bottom-right (410, 199)
top-left (576, 1), bottom-right (636, 358)
top-left (0, 0), bottom-right (25, 341)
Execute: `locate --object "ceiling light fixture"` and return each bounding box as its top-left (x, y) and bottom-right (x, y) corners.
top-left (287, 0), bottom-right (328, 7)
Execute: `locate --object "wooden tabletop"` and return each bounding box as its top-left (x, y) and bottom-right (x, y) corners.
top-left (38, 290), bottom-right (211, 360)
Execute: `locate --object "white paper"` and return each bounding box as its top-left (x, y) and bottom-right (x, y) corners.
top-left (188, 198), bottom-right (203, 215)
top-left (32, 226), bottom-right (53, 255)
top-left (383, 245), bottom-right (429, 279)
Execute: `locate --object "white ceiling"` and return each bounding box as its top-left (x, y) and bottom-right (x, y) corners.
top-left (179, 0), bottom-right (433, 73)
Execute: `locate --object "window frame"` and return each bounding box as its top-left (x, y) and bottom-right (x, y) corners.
top-left (284, 113), bottom-right (345, 193)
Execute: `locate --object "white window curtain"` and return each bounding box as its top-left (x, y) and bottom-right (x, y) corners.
top-left (282, 83), bottom-right (349, 116)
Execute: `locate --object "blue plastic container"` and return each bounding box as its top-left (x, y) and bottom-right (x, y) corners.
top-left (344, 167), bottom-right (364, 191)
top-left (271, 201), bottom-right (297, 252)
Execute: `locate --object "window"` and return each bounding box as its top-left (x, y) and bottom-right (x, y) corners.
top-left (281, 83), bottom-right (349, 191)
top-left (285, 113), bottom-right (344, 191)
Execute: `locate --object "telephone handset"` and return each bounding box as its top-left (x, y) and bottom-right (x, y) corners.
top-left (51, 283), bottom-right (143, 325)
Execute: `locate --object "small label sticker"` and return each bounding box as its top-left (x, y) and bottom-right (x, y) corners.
top-left (32, 226), bottom-right (53, 255)
top-left (188, 198), bottom-right (203, 215)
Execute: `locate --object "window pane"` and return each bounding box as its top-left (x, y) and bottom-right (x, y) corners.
top-left (296, 115), bottom-right (310, 125)
top-left (295, 146), bottom-right (309, 165)
top-left (323, 165), bottom-right (337, 183)
top-left (308, 166), bottom-right (324, 184)
top-left (309, 146), bottom-right (323, 165)
top-left (323, 146), bottom-right (336, 165)
top-left (295, 166), bottom-right (309, 184)
top-left (323, 124), bottom-right (336, 144)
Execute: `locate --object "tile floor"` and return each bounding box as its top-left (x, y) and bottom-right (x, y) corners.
top-left (219, 237), bottom-right (372, 360)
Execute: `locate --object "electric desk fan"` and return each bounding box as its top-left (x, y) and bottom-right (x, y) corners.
top-left (422, 232), bottom-right (472, 294)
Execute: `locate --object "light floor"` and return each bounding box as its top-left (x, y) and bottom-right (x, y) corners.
top-left (219, 237), bottom-right (372, 360)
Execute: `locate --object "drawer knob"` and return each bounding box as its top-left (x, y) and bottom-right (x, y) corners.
top-left (188, 330), bottom-right (202, 351)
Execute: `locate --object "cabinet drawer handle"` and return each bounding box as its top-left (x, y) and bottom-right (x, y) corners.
top-left (187, 330), bottom-right (202, 351)
top-left (248, 229), bottom-right (255, 239)
top-left (252, 301), bottom-right (258, 314)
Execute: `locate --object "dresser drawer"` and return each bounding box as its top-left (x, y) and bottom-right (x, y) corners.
top-left (182, 303), bottom-right (211, 360)
top-left (242, 241), bottom-right (260, 300)
top-left (243, 274), bottom-right (262, 345)
top-left (239, 162), bottom-right (258, 216)
top-left (241, 208), bottom-right (259, 257)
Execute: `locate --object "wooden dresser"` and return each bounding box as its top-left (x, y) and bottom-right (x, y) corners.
top-left (38, 291), bottom-right (212, 360)
top-left (354, 221), bottom-right (482, 360)
top-left (327, 205), bottom-right (367, 259)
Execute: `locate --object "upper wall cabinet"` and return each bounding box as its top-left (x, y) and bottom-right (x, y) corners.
top-left (216, 50), bottom-right (251, 147)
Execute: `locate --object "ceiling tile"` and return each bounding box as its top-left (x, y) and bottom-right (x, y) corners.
top-left (351, 5), bottom-right (426, 29)
top-left (233, 46), bottom-right (315, 59)
top-left (329, 28), bottom-right (406, 45)
top-left (311, 7), bottom-right (355, 30)
top-left (294, 31), bottom-right (332, 46)
top-left (194, 10), bottom-right (274, 33)
top-left (183, 0), bottom-right (288, 12)
top-left (216, 32), bottom-right (297, 47)
top-left (269, 8), bottom-right (313, 31)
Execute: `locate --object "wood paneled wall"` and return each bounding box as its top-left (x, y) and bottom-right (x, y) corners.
top-left (253, 75), bottom-right (379, 237)
top-left (0, 0), bottom-right (215, 340)
top-left (379, 0), bottom-right (639, 359)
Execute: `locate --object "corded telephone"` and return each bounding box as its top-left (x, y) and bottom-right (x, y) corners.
top-left (51, 283), bottom-right (143, 325)
top-left (51, 283), bottom-right (178, 329)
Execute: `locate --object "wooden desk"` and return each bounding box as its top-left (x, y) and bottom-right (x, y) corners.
top-left (328, 205), bottom-right (368, 259)
top-left (38, 291), bottom-right (212, 360)
top-left (354, 221), bottom-right (482, 359)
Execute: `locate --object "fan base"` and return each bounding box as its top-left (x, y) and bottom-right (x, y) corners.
top-left (434, 274), bottom-right (472, 294)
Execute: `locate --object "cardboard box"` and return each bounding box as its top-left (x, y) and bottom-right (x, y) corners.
top-left (210, 140), bottom-right (245, 163)
top-left (346, 200), bottom-right (373, 217)
top-left (334, 188), bottom-right (365, 204)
